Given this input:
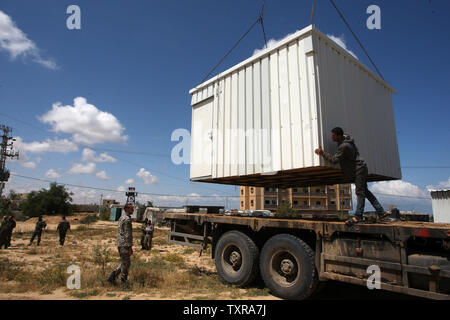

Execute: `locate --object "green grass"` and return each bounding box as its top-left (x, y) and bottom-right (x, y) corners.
top-left (183, 248), bottom-right (196, 255)
top-left (70, 288), bottom-right (100, 299)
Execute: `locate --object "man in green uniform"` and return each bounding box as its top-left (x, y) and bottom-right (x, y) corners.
top-left (142, 219), bottom-right (154, 250)
top-left (141, 218), bottom-right (148, 249)
top-left (107, 204), bottom-right (134, 284)
top-left (56, 216), bottom-right (71, 246)
top-left (0, 216), bottom-right (10, 249)
top-left (6, 216), bottom-right (16, 247)
top-left (29, 216), bottom-right (47, 246)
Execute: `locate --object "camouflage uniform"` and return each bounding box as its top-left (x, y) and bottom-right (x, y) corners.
top-left (108, 213), bottom-right (133, 283)
top-left (57, 219), bottom-right (71, 246)
top-left (6, 217), bottom-right (16, 247)
top-left (0, 217), bottom-right (10, 249)
top-left (142, 223), bottom-right (154, 250)
top-left (140, 219), bottom-right (148, 249)
top-left (29, 219), bottom-right (47, 246)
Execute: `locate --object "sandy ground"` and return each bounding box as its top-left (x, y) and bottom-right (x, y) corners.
top-left (0, 215), bottom-right (278, 300)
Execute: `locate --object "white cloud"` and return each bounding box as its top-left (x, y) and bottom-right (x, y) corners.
top-left (153, 193), bottom-right (234, 208)
top-left (253, 30), bottom-right (298, 56)
top-left (96, 170), bottom-right (110, 180)
top-left (347, 180), bottom-right (433, 214)
top-left (125, 178), bottom-right (135, 185)
top-left (251, 31), bottom-right (359, 61)
top-left (117, 186), bottom-right (126, 192)
top-left (136, 168), bottom-right (158, 185)
top-left (39, 97), bottom-right (128, 145)
top-left (82, 148), bottom-right (116, 163)
top-left (68, 187), bottom-right (100, 205)
top-left (21, 161), bottom-right (36, 169)
top-left (45, 169), bottom-right (61, 179)
top-left (427, 177), bottom-right (450, 191)
top-left (15, 136), bottom-right (78, 154)
top-left (370, 180), bottom-right (429, 199)
top-left (67, 162), bottom-right (96, 174)
top-left (326, 34), bottom-right (358, 60)
top-left (0, 10), bottom-right (58, 69)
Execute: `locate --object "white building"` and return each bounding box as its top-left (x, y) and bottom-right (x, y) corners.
top-left (430, 190), bottom-right (450, 223)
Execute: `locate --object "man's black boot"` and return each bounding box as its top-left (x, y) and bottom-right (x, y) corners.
top-left (107, 271), bottom-right (117, 284)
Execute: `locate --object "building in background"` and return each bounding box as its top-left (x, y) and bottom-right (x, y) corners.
top-left (102, 199), bottom-right (119, 207)
top-left (240, 185), bottom-right (352, 212)
top-left (430, 190), bottom-right (450, 223)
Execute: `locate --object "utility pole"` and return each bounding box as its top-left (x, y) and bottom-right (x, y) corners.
top-left (98, 194), bottom-right (103, 216)
top-left (0, 125), bottom-right (19, 197)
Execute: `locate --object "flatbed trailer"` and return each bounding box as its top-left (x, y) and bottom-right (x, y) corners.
top-left (156, 212), bottom-right (450, 300)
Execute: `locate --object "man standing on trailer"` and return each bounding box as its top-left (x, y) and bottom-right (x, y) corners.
top-left (315, 127), bottom-right (386, 225)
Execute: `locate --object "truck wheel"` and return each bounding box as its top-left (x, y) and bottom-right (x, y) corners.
top-left (214, 231), bottom-right (259, 287)
top-left (260, 234), bottom-right (317, 300)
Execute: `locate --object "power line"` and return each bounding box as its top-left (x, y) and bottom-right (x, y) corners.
top-left (4, 111), bottom-right (448, 171)
top-left (8, 173), bottom-right (433, 201)
top-left (9, 173), bottom-right (237, 199)
top-left (0, 111), bottom-right (170, 158)
top-left (1, 111), bottom-right (237, 195)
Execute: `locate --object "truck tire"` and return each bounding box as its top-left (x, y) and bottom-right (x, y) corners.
top-left (214, 230), bottom-right (259, 287)
top-left (260, 234), bottom-right (317, 300)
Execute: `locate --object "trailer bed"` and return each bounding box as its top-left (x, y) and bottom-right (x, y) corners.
top-left (159, 212), bottom-right (450, 300)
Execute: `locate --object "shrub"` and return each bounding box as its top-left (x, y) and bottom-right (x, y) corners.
top-left (21, 183), bottom-right (73, 217)
top-left (337, 211), bottom-right (350, 221)
top-left (80, 215), bottom-right (99, 225)
top-left (163, 253), bottom-right (186, 267)
top-left (0, 258), bottom-right (22, 281)
top-left (275, 200), bottom-right (298, 218)
top-left (76, 225), bottom-right (88, 231)
top-left (99, 208), bottom-right (110, 221)
top-left (38, 263), bottom-right (67, 288)
top-left (92, 245), bottom-right (112, 275)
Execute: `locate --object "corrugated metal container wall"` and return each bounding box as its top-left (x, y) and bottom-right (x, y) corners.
top-left (189, 25), bottom-right (401, 188)
top-left (431, 190), bottom-right (450, 223)
top-left (313, 30), bottom-right (401, 179)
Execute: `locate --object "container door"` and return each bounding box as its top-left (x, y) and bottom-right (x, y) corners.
top-left (190, 97), bottom-right (214, 179)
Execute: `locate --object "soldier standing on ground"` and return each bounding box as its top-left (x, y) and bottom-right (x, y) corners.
top-left (140, 218), bottom-right (148, 249)
top-left (6, 216), bottom-right (16, 247)
top-left (107, 203), bottom-right (134, 284)
top-left (142, 219), bottom-right (154, 250)
top-left (57, 216), bottom-right (71, 246)
top-left (28, 215), bottom-right (47, 246)
top-left (0, 216), bottom-right (10, 249)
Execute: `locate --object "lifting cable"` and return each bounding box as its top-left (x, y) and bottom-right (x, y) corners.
top-left (310, 0), bottom-right (316, 25)
top-left (199, 0), bottom-right (269, 85)
top-left (328, 0), bottom-right (385, 80)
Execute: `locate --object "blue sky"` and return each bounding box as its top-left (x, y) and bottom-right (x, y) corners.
top-left (1, 0), bottom-right (449, 213)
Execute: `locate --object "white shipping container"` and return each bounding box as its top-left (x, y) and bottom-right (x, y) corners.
top-left (189, 25), bottom-right (401, 188)
top-left (431, 190), bottom-right (450, 223)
